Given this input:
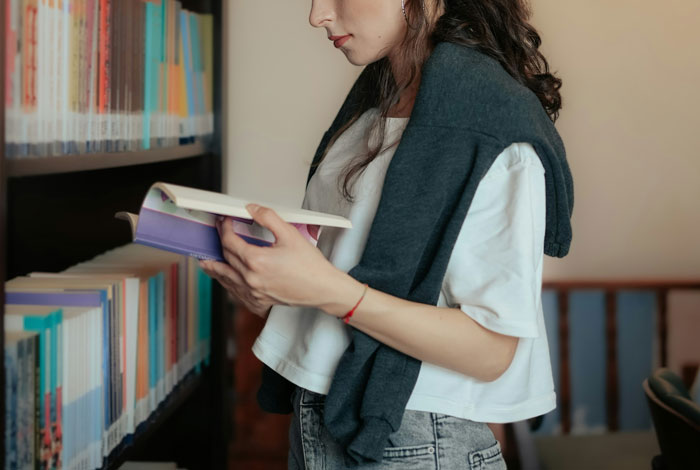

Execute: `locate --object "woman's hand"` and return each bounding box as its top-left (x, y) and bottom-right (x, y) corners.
top-left (200, 252), bottom-right (274, 320)
top-left (198, 203), bottom-right (345, 319)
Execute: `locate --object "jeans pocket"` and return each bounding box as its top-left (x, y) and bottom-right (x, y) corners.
top-left (381, 410), bottom-right (437, 467)
top-left (467, 440), bottom-right (506, 470)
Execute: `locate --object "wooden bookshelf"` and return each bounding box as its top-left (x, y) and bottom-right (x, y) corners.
top-left (0, 0), bottom-right (6, 467)
top-left (0, 0), bottom-right (232, 469)
top-left (6, 142), bottom-right (211, 178)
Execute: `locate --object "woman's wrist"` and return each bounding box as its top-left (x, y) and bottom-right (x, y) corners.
top-left (317, 271), bottom-right (368, 318)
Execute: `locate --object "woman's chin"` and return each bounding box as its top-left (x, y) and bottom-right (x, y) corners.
top-left (342, 51), bottom-right (374, 67)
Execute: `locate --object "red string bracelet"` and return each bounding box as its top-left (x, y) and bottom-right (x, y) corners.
top-left (342, 283), bottom-right (369, 324)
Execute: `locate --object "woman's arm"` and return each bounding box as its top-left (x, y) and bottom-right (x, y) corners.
top-left (200, 204), bottom-right (518, 383)
top-left (318, 269), bottom-right (519, 382)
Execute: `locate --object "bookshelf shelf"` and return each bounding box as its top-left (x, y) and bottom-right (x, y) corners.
top-left (6, 142), bottom-right (212, 178)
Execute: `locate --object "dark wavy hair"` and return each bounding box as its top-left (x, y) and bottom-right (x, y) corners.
top-left (317, 0), bottom-right (562, 202)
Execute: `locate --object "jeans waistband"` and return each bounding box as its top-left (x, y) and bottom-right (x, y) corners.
top-left (297, 386), bottom-right (326, 406)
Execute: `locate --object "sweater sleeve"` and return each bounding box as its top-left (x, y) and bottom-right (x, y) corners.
top-left (441, 142), bottom-right (546, 338)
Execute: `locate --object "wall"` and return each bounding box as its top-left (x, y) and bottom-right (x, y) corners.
top-left (531, 0), bottom-right (700, 280)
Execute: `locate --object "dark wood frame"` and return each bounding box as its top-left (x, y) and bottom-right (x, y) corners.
top-left (0, 0), bottom-right (231, 468)
top-left (0, 0), bottom-right (6, 466)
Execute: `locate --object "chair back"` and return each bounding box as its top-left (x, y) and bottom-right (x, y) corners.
top-left (644, 368), bottom-right (700, 470)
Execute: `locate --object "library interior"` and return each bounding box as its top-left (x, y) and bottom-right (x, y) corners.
top-left (1, 1), bottom-right (699, 469)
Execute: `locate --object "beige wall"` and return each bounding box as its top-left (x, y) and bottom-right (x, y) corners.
top-left (531, 1), bottom-right (700, 280)
top-left (223, 1), bottom-right (700, 280)
top-left (222, 0), bottom-right (360, 207)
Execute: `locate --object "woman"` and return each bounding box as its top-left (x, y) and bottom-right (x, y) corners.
top-left (200, 0), bottom-right (574, 468)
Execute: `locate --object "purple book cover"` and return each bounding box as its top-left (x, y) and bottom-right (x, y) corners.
top-left (119, 188), bottom-right (321, 261)
top-left (5, 291), bottom-right (103, 307)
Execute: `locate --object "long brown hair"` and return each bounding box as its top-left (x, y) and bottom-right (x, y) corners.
top-left (316, 0), bottom-right (562, 202)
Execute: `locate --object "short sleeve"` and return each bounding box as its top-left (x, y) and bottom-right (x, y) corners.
top-left (441, 142), bottom-right (546, 338)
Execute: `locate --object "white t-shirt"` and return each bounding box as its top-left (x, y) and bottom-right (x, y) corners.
top-left (252, 107), bottom-right (556, 423)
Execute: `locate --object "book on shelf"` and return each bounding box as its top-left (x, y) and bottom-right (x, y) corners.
top-left (4, 330), bottom-right (40, 470)
top-left (4, 302), bottom-right (70, 470)
top-left (4, 0), bottom-right (214, 159)
top-left (116, 182), bottom-right (353, 261)
top-left (4, 244), bottom-right (212, 470)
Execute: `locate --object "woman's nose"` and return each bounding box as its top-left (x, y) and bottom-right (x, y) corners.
top-left (309, 0), bottom-right (335, 28)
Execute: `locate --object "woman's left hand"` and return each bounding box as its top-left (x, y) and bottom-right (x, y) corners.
top-left (199, 203), bottom-right (344, 313)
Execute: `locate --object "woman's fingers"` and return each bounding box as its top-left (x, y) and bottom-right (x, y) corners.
top-left (244, 204), bottom-right (296, 245)
top-left (199, 259), bottom-right (274, 316)
top-left (217, 216), bottom-right (263, 267)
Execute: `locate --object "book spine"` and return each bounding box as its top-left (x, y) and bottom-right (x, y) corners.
top-left (163, 265), bottom-right (172, 395)
top-left (142, 1), bottom-right (152, 149)
top-left (97, 0), bottom-right (109, 151)
top-left (156, 272), bottom-right (165, 403)
top-left (180, 10), bottom-right (193, 140)
top-left (57, 0), bottom-right (67, 155)
top-left (78, 0), bottom-right (87, 154)
top-left (202, 13), bottom-right (213, 136)
top-left (5, 339), bottom-right (18, 469)
top-left (31, 334), bottom-right (40, 470)
top-left (18, 335), bottom-right (28, 468)
top-left (108, 291), bottom-right (117, 454)
top-left (148, 277), bottom-right (156, 414)
top-left (121, 280), bottom-right (127, 439)
top-left (51, 310), bottom-right (64, 469)
top-left (170, 263), bottom-right (178, 387)
top-left (139, 280), bottom-right (149, 425)
top-left (107, 0), bottom-right (115, 152)
top-left (177, 257), bottom-right (187, 383)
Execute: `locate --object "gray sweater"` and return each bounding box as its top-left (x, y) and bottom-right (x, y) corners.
top-left (257, 41), bottom-right (574, 465)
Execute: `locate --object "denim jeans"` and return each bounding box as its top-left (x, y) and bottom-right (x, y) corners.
top-left (288, 386), bottom-right (507, 469)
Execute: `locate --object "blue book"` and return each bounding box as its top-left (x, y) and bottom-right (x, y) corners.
top-left (5, 333), bottom-right (20, 469)
top-left (4, 305), bottom-right (61, 470)
top-left (197, 267), bottom-right (212, 367)
top-left (180, 10), bottom-right (194, 139)
top-left (143, 2), bottom-right (154, 149)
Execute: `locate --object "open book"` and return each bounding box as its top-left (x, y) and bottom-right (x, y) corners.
top-left (117, 182), bottom-right (352, 261)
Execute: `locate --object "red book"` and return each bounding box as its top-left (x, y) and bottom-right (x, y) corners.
top-left (98, 0), bottom-right (110, 114)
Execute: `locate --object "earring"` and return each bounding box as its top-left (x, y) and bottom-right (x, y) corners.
top-left (402, 0), bottom-right (427, 23)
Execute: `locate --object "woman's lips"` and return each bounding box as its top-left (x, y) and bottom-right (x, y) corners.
top-left (332, 35), bottom-right (351, 48)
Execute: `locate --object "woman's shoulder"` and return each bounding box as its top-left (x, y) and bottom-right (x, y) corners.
top-left (415, 42), bottom-right (549, 136)
top-left (425, 43), bottom-right (535, 99)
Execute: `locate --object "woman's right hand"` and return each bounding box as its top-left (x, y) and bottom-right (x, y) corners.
top-left (199, 259), bottom-right (274, 320)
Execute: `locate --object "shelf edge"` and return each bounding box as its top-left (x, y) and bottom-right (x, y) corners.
top-left (6, 142), bottom-right (211, 177)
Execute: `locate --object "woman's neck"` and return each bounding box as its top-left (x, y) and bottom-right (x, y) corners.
top-left (386, 77), bottom-right (420, 118)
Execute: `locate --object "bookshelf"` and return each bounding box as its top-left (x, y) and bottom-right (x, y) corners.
top-left (0, 1), bottom-right (232, 469)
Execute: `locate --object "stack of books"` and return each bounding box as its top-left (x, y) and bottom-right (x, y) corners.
top-left (3, 243), bottom-right (212, 469)
top-left (5, 0), bottom-right (214, 158)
